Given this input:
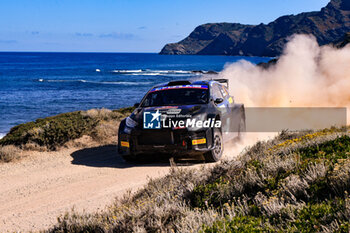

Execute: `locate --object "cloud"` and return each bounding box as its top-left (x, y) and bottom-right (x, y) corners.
top-left (99, 32), bottom-right (137, 40)
top-left (138, 26), bottom-right (147, 30)
top-left (75, 32), bottom-right (94, 37)
top-left (0, 39), bottom-right (17, 44)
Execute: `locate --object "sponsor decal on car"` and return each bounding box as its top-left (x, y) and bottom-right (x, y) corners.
top-left (143, 110), bottom-right (162, 129)
top-left (121, 141), bottom-right (130, 148)
top-left (143, 110), bottom-right (221, 129)
top-left (192, 138), bottom-right (206, 145)
top-left (150, 85), bottom-right (208, 92)
top-left (166, 108), bottom-right (182, 115)
top-left (228, 97), bottom-right (233, 104)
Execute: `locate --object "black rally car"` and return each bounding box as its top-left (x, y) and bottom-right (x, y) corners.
top-left (118, 79), bottom-right (245, 162)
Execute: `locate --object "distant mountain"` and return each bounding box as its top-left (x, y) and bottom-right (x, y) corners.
top-left (160, 0), bottom-right (350, 57)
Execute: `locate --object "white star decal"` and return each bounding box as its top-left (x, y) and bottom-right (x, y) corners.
top-left (150, 110), bottom-right (161, 122)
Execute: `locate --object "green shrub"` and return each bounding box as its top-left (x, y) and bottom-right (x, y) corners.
top-left (191, 177), bottom-right (231, 209)
top-left (0, 107), bottom-right (134, 150)
top-left (292, 199), bottom-right (348, 232)
top-left (46, 128), bottom-right (350, 232)
top-left (0, 111), bottom-right (96, 150)
top-left (298, 135), bottom-right (350, 162)
top-left (202, 200), bottom-right (350, 233)
top-left (202, 216), bottom-right (273, 233)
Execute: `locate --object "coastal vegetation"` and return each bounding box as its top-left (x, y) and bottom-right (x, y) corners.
top-left (1, 104), bottom-right (350, 232)
top-left (0, 107), bottom-right (134, 162)
top-left (47, 127), bottom-right (350, 232)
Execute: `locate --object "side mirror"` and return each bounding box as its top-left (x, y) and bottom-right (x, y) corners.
top-left (134, 103), bottom-right (140, 108)
top-left (214, 98), bottom-right (224, 104)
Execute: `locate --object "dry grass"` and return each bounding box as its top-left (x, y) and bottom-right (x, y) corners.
top-left (46, 127), bottom-right (350, 232)
top-left (82, 108), bottom-right (114, 120)
top-left (21, 142), bottom-right (47, 152)
top-left (0, 145), bottom-right (22, 162)
top-left (0, 107), bottom-right (134, 157)
top-left (91, 120), bottom-right (120, 144)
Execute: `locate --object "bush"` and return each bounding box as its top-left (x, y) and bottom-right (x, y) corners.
top-left (0, 107), bottom-right (134, 151)
top-left (0, 145), bottom-right (22, 162)
top-left (202, 216), bottom-right (273, 232)
top-left (0, 111), bottom-right (96, 150)
top-left (46, 128), bottom-right (350, 232)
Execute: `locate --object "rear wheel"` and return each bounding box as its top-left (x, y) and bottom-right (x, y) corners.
top-left (204, 128), bottom-right (223, 162)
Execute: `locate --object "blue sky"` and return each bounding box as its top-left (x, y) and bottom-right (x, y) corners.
top-left (0, 0), bottom-right (329, 52)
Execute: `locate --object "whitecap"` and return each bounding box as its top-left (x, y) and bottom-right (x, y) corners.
top-left (87, 81), bottom-right (152, 85)
top-left (112, 69), bottom-right (143, 73)
top-left (111, 69), bottom-right (196, 75)
top-left (147, 70), bottom-right (193, 74)
top-left (126, 73), bottom-right (162, 76)
top-left (39, 79), bottom-right (151, 85)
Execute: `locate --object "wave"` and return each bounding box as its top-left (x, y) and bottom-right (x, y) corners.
top-left (147, 70), bottom-right (193, 74)
top-left (37, 79), bottom-right (152, 85)
top-left (0, 133), bottom-right (6, 139)
top-left (111, 69), bottom-right (217, 76)
top-left (112, 69), bottom-right (143, 73)
top-left (126, 73), bottom-right (164, 76)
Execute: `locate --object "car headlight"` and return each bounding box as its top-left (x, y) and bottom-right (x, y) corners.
top-left (187, 113), bottom-right (207, 131)
top-left (126, 116), bottom-right (138, 128)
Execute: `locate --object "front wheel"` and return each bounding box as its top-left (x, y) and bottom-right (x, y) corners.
top-left (204, 128), bottom-right (223, 162)
top-left (121, 153), bottom-right (137, 162)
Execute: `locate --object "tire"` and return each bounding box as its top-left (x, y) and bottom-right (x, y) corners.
top-left (118, 139), bottom-right (137, 162)
top-left (121, 154), bottom-right (137, 162)
top-left (204, 128), bottom-right (224, 162)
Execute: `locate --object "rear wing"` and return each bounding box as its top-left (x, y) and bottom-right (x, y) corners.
top-left (213, 79), bottom-right (229, 89)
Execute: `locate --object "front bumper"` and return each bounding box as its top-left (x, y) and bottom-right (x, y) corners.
top-left (118, 128), bottom-right (213, 156)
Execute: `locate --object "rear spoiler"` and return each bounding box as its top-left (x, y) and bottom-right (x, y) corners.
top-left (213, 79), bottom-right (229, 89)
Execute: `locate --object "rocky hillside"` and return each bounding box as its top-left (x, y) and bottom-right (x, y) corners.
top-left (160, 0), bottom-right (350, 57)
top-left (335, 32), bottom-right (350, 47)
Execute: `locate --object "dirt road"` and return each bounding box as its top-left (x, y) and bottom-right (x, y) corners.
top-left (0, 133), bottom-right (272, 232)
top-left (0, 145), bottom-right (198, 232)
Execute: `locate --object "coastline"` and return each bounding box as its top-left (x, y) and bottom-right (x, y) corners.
top-left (0, 52), bottom-right (270, 136)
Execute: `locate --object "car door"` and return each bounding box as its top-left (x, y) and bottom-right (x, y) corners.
top-left (219, 84), bottom-right (242, 138)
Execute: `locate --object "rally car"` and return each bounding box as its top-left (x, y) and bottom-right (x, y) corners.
top-left (118, 79), bottom-right (245, 162)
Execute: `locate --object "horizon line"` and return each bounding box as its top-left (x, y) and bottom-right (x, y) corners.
top-left (0, 51), bottom-right (159, 54)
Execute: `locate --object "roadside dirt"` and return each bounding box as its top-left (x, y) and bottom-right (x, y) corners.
top-left (0, 145), bottom-right (192, 232)
top-left (0, 133), bottom-right (271, 232)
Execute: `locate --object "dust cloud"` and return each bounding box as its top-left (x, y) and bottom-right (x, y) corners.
top-left (219, 34), bottom-right (350, 158)
top-left (221, 34), bottom-right (350, 108)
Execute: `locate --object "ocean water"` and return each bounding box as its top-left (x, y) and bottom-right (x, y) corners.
top-left (0, 52), bottom-right (270, 136)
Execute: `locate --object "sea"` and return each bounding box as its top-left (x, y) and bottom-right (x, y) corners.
top-left (0, 52), bottom-right (270, 137)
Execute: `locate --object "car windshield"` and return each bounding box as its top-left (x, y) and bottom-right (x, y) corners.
top-left (141, 87), bottom-right (209, 107)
